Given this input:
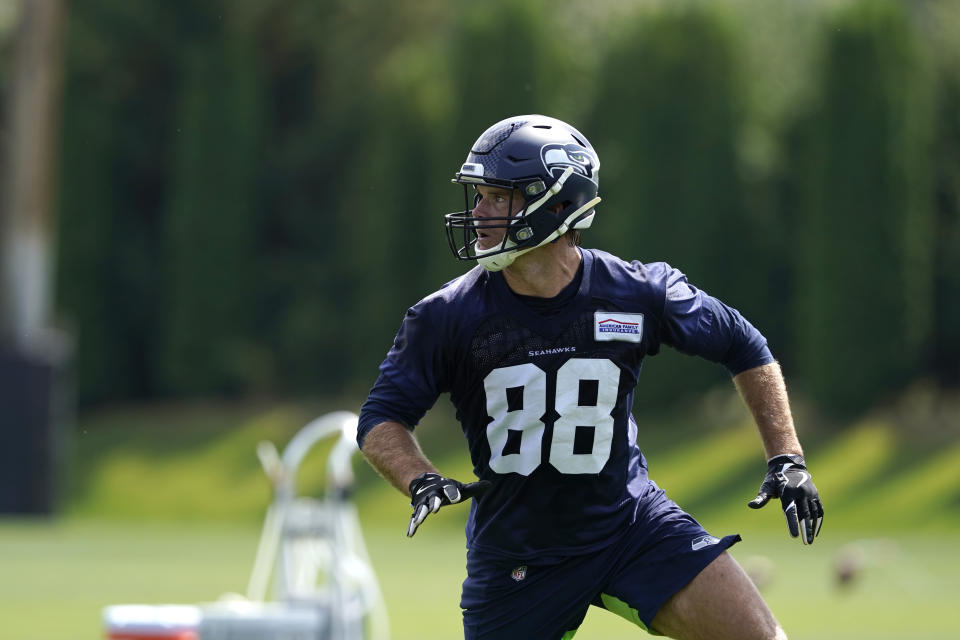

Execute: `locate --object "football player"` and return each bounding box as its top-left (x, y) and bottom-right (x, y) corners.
top-left (358, 115), bottom-right (822, 640)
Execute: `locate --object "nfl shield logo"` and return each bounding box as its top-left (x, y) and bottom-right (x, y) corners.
top-left (511, 565), bottom-right (527, 582)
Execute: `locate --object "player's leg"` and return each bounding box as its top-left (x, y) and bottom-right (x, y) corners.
top-left (648, 551), bottom-right (785, 640)
top-left (593, 482), bottom-right (784, 639)
top-left (460, 549), bottom-right (597, 640)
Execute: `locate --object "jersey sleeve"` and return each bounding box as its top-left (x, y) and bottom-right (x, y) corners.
top-left (356, 302), bottom-right (449, 449)
top-left (656, 265), bottom-right (774, 375)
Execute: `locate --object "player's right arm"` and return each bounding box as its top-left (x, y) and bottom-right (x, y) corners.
top-left (362, 420), bottom-right (491, 537)
top-left (359, 420), bottom-right (437, 497)
top-left (358, 294), bottom-right (490, 537)
top-left (357, 299), bottom-right (445, 496)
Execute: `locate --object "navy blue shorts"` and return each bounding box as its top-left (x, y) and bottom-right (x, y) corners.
top-left (460, 483), bottom-right (740, 639)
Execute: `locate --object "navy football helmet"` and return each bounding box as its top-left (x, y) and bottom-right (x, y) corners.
top-left (444, 115), bottom-right (601, 271)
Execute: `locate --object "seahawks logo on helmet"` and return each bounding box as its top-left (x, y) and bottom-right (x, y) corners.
top-left (540, 143), bottom-right (599, 183)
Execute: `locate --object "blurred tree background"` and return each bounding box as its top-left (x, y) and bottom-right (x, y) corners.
top-left (15, 0), bottom-right (959, 417)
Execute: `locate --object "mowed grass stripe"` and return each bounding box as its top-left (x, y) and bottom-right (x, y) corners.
top-left (2, 521), bottom-right (959, 640)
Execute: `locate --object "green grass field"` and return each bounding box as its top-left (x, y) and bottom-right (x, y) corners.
top-left (2, 520), bottom-right (958, 639)
top-left (3, 394), bottom-right (958, 639)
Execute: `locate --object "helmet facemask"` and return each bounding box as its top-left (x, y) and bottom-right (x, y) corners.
top-left (445, 167), bottom-right (599, 271)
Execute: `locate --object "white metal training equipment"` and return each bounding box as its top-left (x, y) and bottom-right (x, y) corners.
top-left (103, 411), bottom-right (389, 640)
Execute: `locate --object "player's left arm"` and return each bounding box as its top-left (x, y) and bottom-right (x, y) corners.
top-left (734, 361), bottom-right (824, 545)
top-left (733, 361), bottom-right (801, 458)
top-left (653, 265), bottom-right (823, 543)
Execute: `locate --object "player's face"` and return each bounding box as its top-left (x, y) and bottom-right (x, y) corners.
top-left (473, 185), bottom-right (523, 250)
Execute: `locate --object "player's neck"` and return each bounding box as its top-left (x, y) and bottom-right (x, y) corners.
top-left (502, 243), bottom-right (582, 298)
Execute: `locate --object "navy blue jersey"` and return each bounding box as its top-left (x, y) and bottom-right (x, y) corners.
top-left (359, 248), bottom-right (772, 559)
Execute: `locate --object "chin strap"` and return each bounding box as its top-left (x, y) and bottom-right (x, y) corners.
top-left (476, 197), bottom-right (600, 271)
top-left (476, 167), bottom-right (601, 271)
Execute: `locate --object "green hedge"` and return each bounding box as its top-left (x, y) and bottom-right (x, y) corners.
top-left (789, 1), bottom-right (935, 413)
top-left (53, 0), bottom-right (960, 416)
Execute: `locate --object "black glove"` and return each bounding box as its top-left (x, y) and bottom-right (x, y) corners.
top-left (407, 472), bottom-right (491, 537)
top-left (748, 453), bottom-right (824, 545)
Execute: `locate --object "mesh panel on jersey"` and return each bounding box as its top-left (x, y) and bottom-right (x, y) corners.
top-left (469, 319), bottom-right (536, 373)
top-left (467, 312), bottom-right (597, 374)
